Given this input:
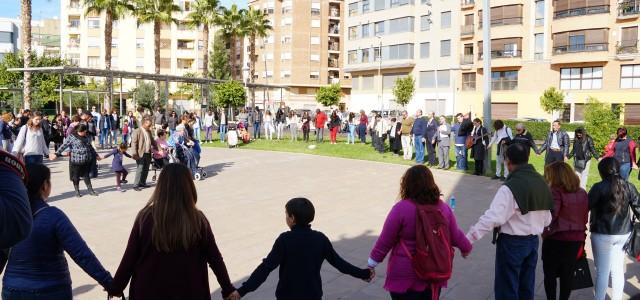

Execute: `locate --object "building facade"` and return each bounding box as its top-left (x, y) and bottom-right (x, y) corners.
top-left (0, 18), bottom-right (20, 62)
top-left (60, 0), bottom-right (215, 94)
top-left (344, 0), bottom-right (460, 115)
top-left (247, 0), bottom-right (349, 110)
top-left (457, 0), bottom-right (640, 125)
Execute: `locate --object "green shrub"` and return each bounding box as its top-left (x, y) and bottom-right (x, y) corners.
top-left (584, 97), bottom-right (622, 152)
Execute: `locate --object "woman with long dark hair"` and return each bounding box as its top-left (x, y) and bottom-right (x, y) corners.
top-left (347, 112), bottom-right (356, 144)
top-left (301, 111), bottom-right (311, 142)
top-left (328, 110), bottom-right (341, 145)
top-left (49, 123), bottom-right (101, 197)
top-left (2, 164), bottom-right (113, 299)
top-left (368, 165), bottom-right (471, 300)
top-left (107, 163), bottom-right (237, 300)
top-left (568, 128), bottom-right (599, 189)
top-left (11, 112), bottom-right (49, 165)
top-left (541, 162), bottom-right (589, 300)
top-left (471, 118), bottom-right (489, 176)
top-left (608, 127), bottom-right (637, 181)
top-left (588, 157), bottom-right (640, 300)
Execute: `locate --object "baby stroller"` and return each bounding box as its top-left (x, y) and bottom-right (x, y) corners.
top-left (227, 122), bottom-right (239, 148)
top-left (151, 147), bottom-right (176, 182)
top-left (168, 132), bottom-right (207, 180)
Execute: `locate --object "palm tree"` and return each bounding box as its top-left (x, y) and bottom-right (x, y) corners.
top-left (185, 0), bottom-right (219, 79)
top-left (21, 0), bottom-right (32, 109)
top-left (215, 4), bottom-right (246, 80)
top-left (84, 0), bottom-right (134, 110)
top-left (243, 7), bottom-right (271, 108)
top-left (134, 0), bottom-right (181, 107)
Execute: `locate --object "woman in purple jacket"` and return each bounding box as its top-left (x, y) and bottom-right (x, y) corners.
top-left (368, 165), bottom-right (472, 300)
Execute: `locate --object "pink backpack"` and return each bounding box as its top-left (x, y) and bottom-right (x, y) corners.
top-left (401, 203), bottom-right (454, 298)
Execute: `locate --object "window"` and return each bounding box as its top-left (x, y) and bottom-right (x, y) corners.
top-left (441, 11), bottom-right (451, 29)
top-left (281, 52), bottom-right (292, 60)
top-left (374, 47), bottom-right (381, 61)
top-left (310, 71), bottom-right (320, 79)
top-left (389, 17), bottom-right (414, 34)
top-left (462, 73), bottom-right (476, 90)
top-left (0, 32), bottom-right (12, 43)
top-left (421, 15), bottom-right (431, 31)
top-left (421, 0), bottom-right (431, 4)
top-left (310, 36), bottom-right (320, 45)
top-left (560, 67), bottom-right (602, 90)
top-left (311, 20), bottom-right (320, 28)
top-left (88, 37), bottom-right (100, 48)
top-left (375, 0), bottom-right (385, 10)
top-left (420, 71), bottom-right (435, 88)
top-left (420, 42), bottom-right (430, 58)
top-left (440, 40), bottom-right (451, 57)
top-left (362, 0), bottom-right (370, 12)
top-left (390, 0), bottom-right (411, 8)
top-left (569, 34), bottom-right (585, 51)
top-left (136, 38), bottom-right (144, 49)
top-left (437, 70), bottom-right (450, 87)
top-left (311, 54), bottom-right (320, 61)
top-left (348, 50), bottom-right (358, 64)
top-left (311, 2), bottom-right (321, 15)
top-left (385, 43), bottom-right (414, 60)
top-left (352, 76), bottom-right (360, 90)
top-left (362, 48), bottom-right (371, 62)
top-left (553, 0), bottom-right (609, 19)
top-left (349, 2), bottom-right (359, 16)
top-left (362, 75), bottom-right (374, 89)
top-left (383, 73), bottom-right (409, 89)
top-left (534, 33), bottom-right (544, 60)
top-left (535, 1), bottom-right (544, 26)
top-left (553, 29), bottom-right (608, 54)
top-left (362, 23), bottom-right (370, 38)
top-left (87, 18), bottom-right (100, 29)
top-left (262, 71), bottom-right (273, 78)
top-left (281, 18), bottom-right (292, 26)
top-left (283, 36), bottom-right (293, 44)
top-left (478, 5), bottom-right (523, 27)
top-left (349, 26), bottom-right (358, 40)
top-left (281, 70), bottom-right (291, 78)
top-left (87, 56), bottom-right (100, 68)
top-left (491, 70), bottom-right (518, 90)
top-left (621, 65), bottom-right (640, 88)
top-left (375, 21), bottom-right (385, 35)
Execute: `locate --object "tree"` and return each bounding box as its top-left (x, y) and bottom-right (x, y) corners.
top-left (84, 0), bottom-right (134, 110)
top-left (539, 87), bottom-right (565, 121)
top-left (243, 7), bottom-right (272, 108)
top-left (134, 0), bottom-right (181, 107)
top-left (185, 0), bottom-right (219, 79)
top-left (21, 0), bottom-right (32, 109)
top-left (213, 80), bottom-right (246, 114)
top-left (584, 97), bottom-right (621, 153)
top-left (392, 75), bottom-right (415, 108)
top-left (215, 4), bottom-right (246, 80)
top-left (316, 84), bottom-right (342, 108)
top-left (0, 53), bottom-right (82, 109)
top-left (210, 30), bottom-right (230, 80)
top-left (131, 81), bottom-right (167, 110)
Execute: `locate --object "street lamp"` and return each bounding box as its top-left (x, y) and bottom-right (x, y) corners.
top-left (377, 35), bottom-right (382, 113)
top-left (482, 0), bottom-right (493, 175)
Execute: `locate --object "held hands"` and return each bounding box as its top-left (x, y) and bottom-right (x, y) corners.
top-left (462, 252), bottom-right (470, 259)
top-left (225, 291), bottom-right (241, 300)
top-left (366, 267), bottom-right (376, 283)
top-left (48, 153), bottom-right (57, 160)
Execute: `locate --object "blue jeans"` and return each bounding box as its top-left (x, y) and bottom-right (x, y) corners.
top-left (194, 127), bottom-right (201, 141)
top-left (24, 155), bottom-right (43, 165)
top-left (347, 124), bottom-right (356, 144)
top-left (495, 234), bottom-right (539, 300)
top-left (455, 145), bottom-right (468, 170)
top-left (253, 122), bottom-right (261, 139)
top-left (414, 135), bottom-right (425, 164)
top-left (111, 130), bottom-right (118, 145)
top-left (2, 285), bottom-right (72, 300)
top-left (619, 162), bottom-right (631, 181)
top-left (99, 130), bottom-right (109, 146)
top-left (358, 124), bottom-right (367, 143)
top-left (591, 233), bottom-right (630, 300)
top-left (219, 124), bottom-right (227, 142)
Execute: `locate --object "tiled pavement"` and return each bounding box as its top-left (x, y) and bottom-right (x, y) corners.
top-left (2, 147), bottom-right (639, 299)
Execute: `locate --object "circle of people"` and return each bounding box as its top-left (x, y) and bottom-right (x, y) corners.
top-left (1, 106), bottom-right (640, 300)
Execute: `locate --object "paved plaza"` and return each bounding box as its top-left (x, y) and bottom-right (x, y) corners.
top-left (2, 147), bottom-right (639, 299)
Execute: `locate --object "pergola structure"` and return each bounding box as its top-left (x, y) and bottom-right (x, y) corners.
top-left (7, 66), bottom-right (288, 115)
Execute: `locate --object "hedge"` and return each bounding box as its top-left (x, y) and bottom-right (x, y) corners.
top-left (503, 120), bottom-right (640, 141)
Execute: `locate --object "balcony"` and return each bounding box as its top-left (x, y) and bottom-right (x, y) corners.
top-left (328, 78), bottom-right (340, 84)
top-left (68, 38), bottom-right (80, 48)
top-left (461, 25), bottom-right (474, 38)
top-left (554, 5), bottom-right (610, 19)
top-left (330, 8), bottom-right (340, 18)
top-left (328, 58), bottom-right (340, 68)
top-left (68, 20), bottom-right (80, 28)
top-left (329, 25), bottom-right (340, 36)
top-left (67, 1), bottom-right (81, 9)
top-left (329, 42), bottom-right (340, 52)
top-left (491, 79), bottom-right (517, 91)
top-left (479, 17), bottom-right (523, 28)
top-left (616, 40), bottom-right (639, 60)
top-left (461, 54), bottom-right (474, 65)
top-left (618, 1), bottom-right (640, 19)
top-left (553, 43), bottom-right (608, 54)
top-left (479, 50), bottom-right (522, 59)
top-left (461, 0), bottom-right (475, 9)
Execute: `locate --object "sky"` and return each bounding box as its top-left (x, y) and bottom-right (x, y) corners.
top-left (0, 0), bottom-right (248, 20)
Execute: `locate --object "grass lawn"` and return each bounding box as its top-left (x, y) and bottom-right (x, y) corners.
top-left (199, 132), bottom-right (640, 190)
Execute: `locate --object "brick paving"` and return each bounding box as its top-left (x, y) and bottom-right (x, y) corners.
top-left (2, 147), bottom-right (639, 299)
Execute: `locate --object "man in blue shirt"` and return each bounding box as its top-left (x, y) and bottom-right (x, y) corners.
top-left (410, 110), bottom-right (426, 164)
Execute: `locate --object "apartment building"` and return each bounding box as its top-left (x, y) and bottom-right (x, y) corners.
top-left (0, 18), bottom-right (20, 62)
top-left (457, 0), bottom-right (640, 125)
top-left (60, 0), bottom-right (217, 93)
top-left (248, 0), bottom-right (349, 110)
top-left (344, 0), bottom-right (460, 115)
top-left (0, 18), bottom-right (61, 61)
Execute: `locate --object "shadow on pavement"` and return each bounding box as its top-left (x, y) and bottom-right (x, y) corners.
top-left (72, 284), bottom-right (97, 297)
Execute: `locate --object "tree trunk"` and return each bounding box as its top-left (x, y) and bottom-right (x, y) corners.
top-left (202, 24), bottom-right (209, 78)
top-left (21, 0), bottom-right (32, 109)
top-left (229, 35), bottom-right (236, 80)
top-left (249, 34), bottom-right (256, 109)
top-left (105, 11), bottom-right (113, 112)
top-left (153, 21), bottom-right (161, 108)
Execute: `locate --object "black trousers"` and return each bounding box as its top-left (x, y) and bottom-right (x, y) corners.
top-left (474, 159), bottom-right (484, 175)
top-left (390, 288), bottom-right (440, 300)
top-left (426, 141), bottom-right (437, 165)
top-left (545, 150), bottom-right (565, 166)
top-left (542, 239), bottom-right (582, 300)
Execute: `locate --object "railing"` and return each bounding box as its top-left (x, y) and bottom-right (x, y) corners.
top-left (554, 5), bottom-right (610, 19)
top-left (68, 39), bottom-right (80, 48)
top-left (328, 59), bottom-right (340, 68)
top-left (329, 27), bottom-right (340, 35)
top-left (479, 50), bottom-right (522, 59)
top-left (553, 43), bottom-right (608, 54)
top-left (329, 42), bottom-right (340, 51)
top-left (461, 54), bottom-right (474, 64)
top-left (68, 2), bottom-right (81, 9)
top-left (68, 21), bottom-right (80, 28)
top-left (329, 78), bottom-right (340, 84)
top-left (619, 0), bottom-right (640, 16)
top-left (462, 81), bottom-right (476, 91)
top-left (479, 17), bottom-right (522, 28)
top-left (461, 0), bottom-right (474, 6)
top-left (461, 24), bottom-right (474, 36)
top-left (330, 9), bottom-right (340, 17)
top-left (617, 40), bottom-right (639, 54)
top-left (491, 79), bottom-right (517, 90)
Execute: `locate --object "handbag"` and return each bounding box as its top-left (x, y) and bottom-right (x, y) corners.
top-left (465, 135), bottom-right (474, 149)
top-left (571, 246), bottom-right (594, 290)
top-left (624, 202), bottom-right (640, 262)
